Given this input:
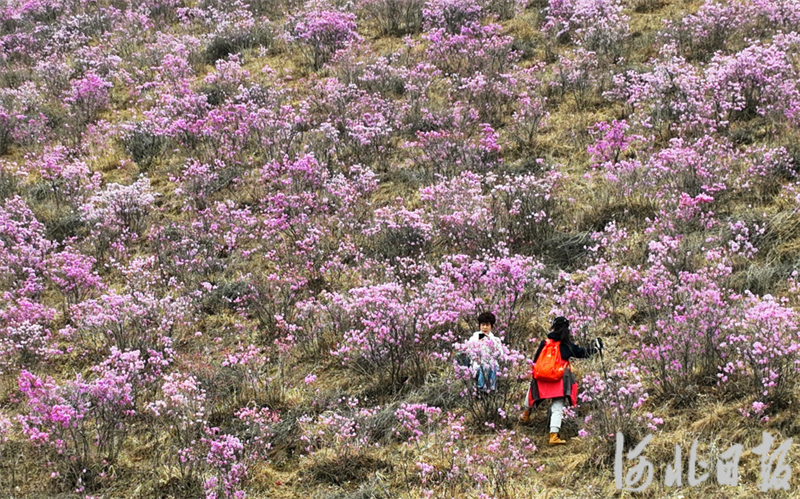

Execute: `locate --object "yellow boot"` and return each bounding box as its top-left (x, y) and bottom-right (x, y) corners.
top-left (549, 433), bottom-right (566, 446)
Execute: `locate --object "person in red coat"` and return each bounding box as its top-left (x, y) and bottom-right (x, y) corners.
top-left (521, 316), bottom-right (602, 445)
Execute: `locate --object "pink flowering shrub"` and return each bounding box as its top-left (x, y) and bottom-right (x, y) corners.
top-left (363, 197), bottom-right (433, 258)
top-left (578, 362), bottom-right (664, 442)
top-left (147, 369), bottom-right (256, 498)
top-left (401, 110), bottom-right (501, 180)
top-left (543, 0), bottom-right (629, 60)
top-left (592, 134), bottom-right (789, 209)
top-left (307, 78), bottom-right (403, 166)
top-left (451, 71), bottom-right (519, 126)
top-left (69, 289), bottom-right (189, 352)
top-left (664, 0), bottom-right (751, 59)
top-left (16, 349), bottom-right (152, 489)
top-left (22, 146), bottom-right (101, 208)
top-left (63, 72), bottom-right (113, 139)
top-left (508, 89), bottom-right (549, 148)
top-left (81, 176), bottom-right (156, 235)
top-left (146, 371), bottom-right (208, 480)
top-left (170, 159), bottom-right (224, 210)
top-left (328, 282), bottom-right (429, 387)
top-left (80, 176), bottom-right (157, 260)
top-left (423, 253), bottom-right (548, 347)
top-left (394, 403), bottom-right (443, 445)
top-left (610, 35), bottom-right (800, 137)
top-left (552, 261), bottom-right (637, 345)
top-left (0, 296), bottom-right (57, 364)
top-left (0, 84), bottom-right (51, 154)
top-left (148, 201), bottom-right (259, 291)
top-left (464, 429), bottom-right (536, 497)
top-left (0, 196), bottom-right (52, 298)
top-left (606, 49), bottom-right (717, 138)
top-left (488, 170), bottom-right (563, 252)
top-left (720, 293), bottom-right (800, 410)
top-left (201, 56), bottom-right (252, 105)
top-left (255, 153), bottom-right (331, 221)
top-left (664, 0), bottom-right (800, 60)
top-left (287, 6), bottom-right (362, 70)
top-left (393, 61), bottom-right (444, 132)
top-left (422, 0), bottom-right (483, 34)
top-left (0, 195), bottom-right (61, 369)
top-left (0, 321), bottom-right (52, 372)
top-left (322, 163), bottom-right (379, 231)
top-left (550, 48), bottom-right (600, 109)
top-left (424, 21), bottom-right (518, 78)
top-left (326, 44), bottom-right (410, 96)
top-left (705, 36), bottom-right (800, 128)
top-left (149, 371), bottom-right (207, 424)
top-left (201, 430), bottom-right (248, 499)
top-left (235, 405), bottom-right (281, 461)
top-left (419, 171), bottom-right (494, 252)
top-left (202, 1), bottom-right (273, 64)
top-left (45, 246), bottom-right (104, 306)
top-left (297, 399), bottom-right (380, 469)
top-left (412, 412), bottom-right (467, 496)
top-left (587, 119), bottom-right (645, 167)
top-left (628, 241), bottom-right (741, 394)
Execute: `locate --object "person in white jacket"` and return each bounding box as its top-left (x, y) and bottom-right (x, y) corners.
top-left (459, 312), bottom-right (503, 391)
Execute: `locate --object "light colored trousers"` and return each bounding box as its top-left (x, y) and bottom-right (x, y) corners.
top-left (550, 397), bottom-right (566, 433)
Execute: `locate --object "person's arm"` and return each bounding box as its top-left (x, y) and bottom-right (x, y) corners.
top-left (563, 341), bottom-right (598, 360)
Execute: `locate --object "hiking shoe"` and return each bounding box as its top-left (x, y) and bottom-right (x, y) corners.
top-left (549, 433), bottom-right (566, 446)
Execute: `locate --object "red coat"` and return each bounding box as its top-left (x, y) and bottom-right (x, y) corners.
top-left (526, 366), bottom-right (578, 407)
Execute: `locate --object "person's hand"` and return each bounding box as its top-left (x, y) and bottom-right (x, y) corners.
top-left (593, 337), bottom-right (604, 352)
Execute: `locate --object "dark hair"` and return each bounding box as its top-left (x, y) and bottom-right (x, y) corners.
top-left (551, 316), bottom-right (570, 343)
top-left (477, 312), bottom-right (496, 326)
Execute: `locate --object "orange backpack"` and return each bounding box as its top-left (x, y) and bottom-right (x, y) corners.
top-left (532, 339), bottom-right (568, 382)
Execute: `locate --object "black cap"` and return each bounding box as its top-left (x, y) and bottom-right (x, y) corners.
top-left (552, 316), bottom-right (569, 328)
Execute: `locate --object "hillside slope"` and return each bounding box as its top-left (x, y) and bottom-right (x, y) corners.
top-left (2, 0), bottom-right (800, 497)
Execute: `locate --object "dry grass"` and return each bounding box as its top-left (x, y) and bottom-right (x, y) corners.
top-left (8, 1), bottom-right (800, 498)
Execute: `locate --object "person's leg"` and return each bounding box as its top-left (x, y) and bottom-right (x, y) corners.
top-left (488, 367), bottom-right (497, 391)
top-left (549, 398), bottom-right (567, 445)
top-left (476, 367), bottom-right (485, 390)
top-left (520, 382), bottom-right (533, 423)
top-left (550, 397), bottom-right (565, 433)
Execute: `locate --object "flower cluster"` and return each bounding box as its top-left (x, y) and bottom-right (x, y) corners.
top-left (287, 5), bottom-right (362, 69)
